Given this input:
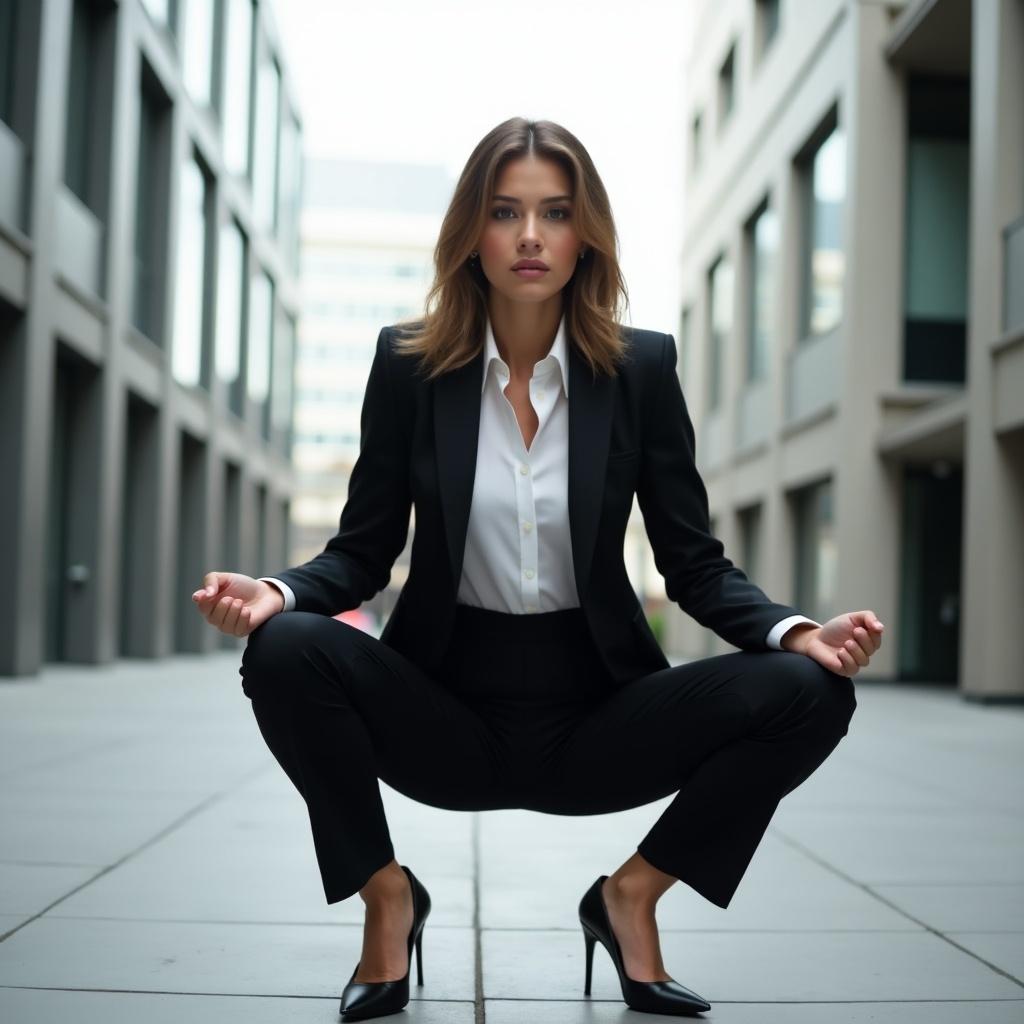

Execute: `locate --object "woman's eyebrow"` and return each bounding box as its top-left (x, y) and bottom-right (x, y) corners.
top-left (491, 194), bottom-right (573, 204)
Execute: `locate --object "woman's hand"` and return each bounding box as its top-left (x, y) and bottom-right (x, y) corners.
top-left (782, 611), bottom-right (885, 677)
top-left (191, 572), bottom-right (284, 637)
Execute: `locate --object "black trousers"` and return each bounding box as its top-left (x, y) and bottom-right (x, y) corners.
top-left (239, 603), bottom-right (856, 909)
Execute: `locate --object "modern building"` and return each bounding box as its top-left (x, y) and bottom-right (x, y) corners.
top-left (288, 158), bottom-right (450, 625)
top-left (672, 0), bottom-right (1022, 696)
top-left (0, 0), bottom-right (303, 677)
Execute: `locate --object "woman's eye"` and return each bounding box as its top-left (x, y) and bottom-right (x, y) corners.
top-left (491, 207), bottom-right (571, 221)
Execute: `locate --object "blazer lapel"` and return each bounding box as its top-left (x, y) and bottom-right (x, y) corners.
top-left (433, 335), bottom-right (615, 602)
top-left (567, 340), bottom-right (615, 600)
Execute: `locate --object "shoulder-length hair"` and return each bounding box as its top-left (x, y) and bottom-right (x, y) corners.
top-left (392, 117), bottom-right (631, 381)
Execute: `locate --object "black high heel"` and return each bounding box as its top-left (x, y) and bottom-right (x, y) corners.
top-left (339, 864), bottom-right (431, 1021)
top-left (579, 874), bottom-right (711, 1016)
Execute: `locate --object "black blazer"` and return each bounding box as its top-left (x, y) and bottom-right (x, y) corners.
top-left (271, 322), bottom-right (805, 688)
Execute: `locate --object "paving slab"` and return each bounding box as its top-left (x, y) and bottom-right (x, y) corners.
top-left (1, 653), bottom-right (1022, 1023)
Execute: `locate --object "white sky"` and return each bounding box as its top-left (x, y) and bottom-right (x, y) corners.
top-left (273, 0), bottom-right (695, 336)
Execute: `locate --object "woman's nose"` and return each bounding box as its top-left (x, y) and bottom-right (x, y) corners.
top-left (518, 225), bottom-right (542, 250)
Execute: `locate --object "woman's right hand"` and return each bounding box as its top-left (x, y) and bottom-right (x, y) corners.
top-left (191, 572), bottom-right (284, 637)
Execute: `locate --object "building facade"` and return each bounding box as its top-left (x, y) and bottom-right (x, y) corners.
top-left (674, 0), bottom-right (1023, 696)
top-left (0, 0), bottom-right (303, 676)
top-left (287, 158), bottom-right (449, 626)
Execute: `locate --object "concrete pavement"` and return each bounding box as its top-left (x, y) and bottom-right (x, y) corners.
top-left (1, 649), bottom-right (1022, 1022)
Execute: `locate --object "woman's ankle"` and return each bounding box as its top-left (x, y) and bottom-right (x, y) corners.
top-left (359, 860), bottom-right (410, 906)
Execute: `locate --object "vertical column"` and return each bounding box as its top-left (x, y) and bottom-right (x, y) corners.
top-left (765, 162), bottom-right (799, 607)
top-left (961, 0), bottom-right (1024, 697)
top-left (829, 1), bottom-right (905, 678)
top-left (3, 0), bottom-right (72, 674)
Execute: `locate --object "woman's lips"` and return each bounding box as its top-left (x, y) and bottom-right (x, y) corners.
top-left (513, 267), bottom-right (548, 278)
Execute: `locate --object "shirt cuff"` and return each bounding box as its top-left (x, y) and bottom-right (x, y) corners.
top-left (766, 615), bottom-right (821, 651)
top-left (258, 577), bottom-right (296, 613)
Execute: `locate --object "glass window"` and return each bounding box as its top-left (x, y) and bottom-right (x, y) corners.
top-left (140, 0), bottom-right (176, 30)
top-left (738, 503), bottom-right (763, 585)
top-left (252, 52), bottom-right (281, 232)
top-left (0, 0), bottom-right (17, 128)
top-left (793, 479), bottom-right (836, 623)
top-left (747, 198), bottom-right (777, 383)
top-left (903, 74), bottom-right (969, 382)
top-left (64, 0), bottom-right (114, 217)
top-left (718, 44), bottom-right (736, 128)
top-left (247, 268), bottom-right (273, 406)
top-left (756, 0), bottom-right (780, 60)
top-left (277, 111), bottom-right (302, 271)
top-left (65, 0), bottom-right (97, 207)
top-left (272, 308), bottom-right (295, 438)
top-left (171, 156), bottom-right (210, 389)
top-left (222, 0), bottom-right (253, 176)
top-left (183, 0), bottom-right (215, 107)
top-left (132, 65), bottom-right (172, 342)
top-left (216, 217), bottom-right (246, 413)
top-left (801, 122), bottom-right (846, 340)
top-left (708, 253), bottom-right (733, 411)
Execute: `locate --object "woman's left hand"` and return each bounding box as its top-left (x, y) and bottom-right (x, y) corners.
top-left (782, 611), bottom-right (885, 677)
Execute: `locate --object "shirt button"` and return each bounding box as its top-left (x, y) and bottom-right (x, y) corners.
top-left (522, 521), bottom-right (533, 532)
top-left (524, 569), bottom-right (535, 579)
top-left (519, 463), bottom-right (529, 475)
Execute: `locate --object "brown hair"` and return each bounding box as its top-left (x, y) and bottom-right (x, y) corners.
top-left (393, 117), bottom-right (631, 381)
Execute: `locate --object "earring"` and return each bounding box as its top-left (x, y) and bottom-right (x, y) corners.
top-left (468, 250), bottom-right (478, 260)
top-left (579, 249), bottom-right (586, 260)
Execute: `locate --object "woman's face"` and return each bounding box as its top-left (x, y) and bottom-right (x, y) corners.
top-left (474, 154), bottom-right (584, 307)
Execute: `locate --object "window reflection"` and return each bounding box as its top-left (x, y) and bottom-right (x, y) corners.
top-left (132, 64), bottom-right (171, 342)
top-left (0, 0), bottom-right (17, 128)
top-left (216, 218), bottom-right (245, 413)
top-left (172, 157), bottom-right (209, 389)
top-left (253, 52), bottom-right (280, 232)
top-left (183, 0), bottom-right (214, 107)
top-left (708, 254), bottom-right (733, 410)
top-left (804, 125), bottom-right (845, 339)
top-left (748, 200), bottom-right (777, 383)
top-left (247, 269), bottom-right (272, 406)
top-left (140, 0), bottom-right (173, 29)
top-left (272, 308), bottom-right (295, 439)
top-left (278, 112), bottom-right (302, 271)
top-left (222, 0), bottom-right (253, 176)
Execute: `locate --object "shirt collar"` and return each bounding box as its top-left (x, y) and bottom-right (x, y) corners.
top-left (481, 313), bottom-right (570, 398)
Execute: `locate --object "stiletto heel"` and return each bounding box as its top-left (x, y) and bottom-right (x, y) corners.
top-left (583, 925), bottom-right (597, 995)
top-left (339, 864), bottom-right (431, 1021)
top-left (578, 874), bottom-right (711, 1016)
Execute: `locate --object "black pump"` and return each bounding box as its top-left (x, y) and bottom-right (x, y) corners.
top-left (339, 864), bottom-right (431, 1021)
top-left (579, 874), bottom-right (711, 1016)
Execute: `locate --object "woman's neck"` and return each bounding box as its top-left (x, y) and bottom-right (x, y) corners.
top-left (487, 295), bottom-right (563, 379)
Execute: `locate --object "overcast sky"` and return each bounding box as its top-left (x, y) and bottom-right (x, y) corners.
top-left (273, 0), bottom-right (695, 335)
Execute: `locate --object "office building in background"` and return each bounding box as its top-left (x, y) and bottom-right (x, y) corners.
top-left (0, 0), bottom-right (302, 675)
top-left (673, 0), bottom-right (1023, 695)
top-left (289, 158), bottom-right (449, 626)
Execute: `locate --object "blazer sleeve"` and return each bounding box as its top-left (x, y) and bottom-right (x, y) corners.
top-left (267, 326), bottom-right (412, 615)
top-left (636, 333), bottom-right (808, 651)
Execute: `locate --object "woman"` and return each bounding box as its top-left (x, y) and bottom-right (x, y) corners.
top-left (193, 117), bottom-right (882, 1021)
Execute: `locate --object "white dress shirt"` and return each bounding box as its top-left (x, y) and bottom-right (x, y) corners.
top-left (261, 315), bottom-right (820, 650)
